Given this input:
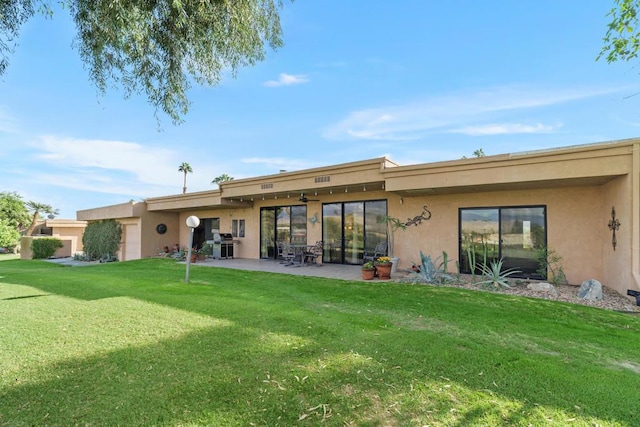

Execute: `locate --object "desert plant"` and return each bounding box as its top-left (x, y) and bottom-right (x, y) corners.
top-left (31, 238), bottom-right (63, 259)
top-left (477, 258), bottom-right (521, 289)
top-left (82, 220), bottom-right (122, 261)
top-left (379, 216), bottom-right (407, 258)
top-left (411, 251), bottom-right (455, 284)
top-left (535, 246), bottom-right (566, 285)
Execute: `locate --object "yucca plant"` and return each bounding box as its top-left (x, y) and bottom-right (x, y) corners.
top-left (478, 258), bottom-right (521, 289)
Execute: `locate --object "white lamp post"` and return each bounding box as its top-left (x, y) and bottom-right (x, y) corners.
top-left (185, 215), bottom-right (200, 283)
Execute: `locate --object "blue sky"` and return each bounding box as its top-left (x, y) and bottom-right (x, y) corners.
top-left (2, 1), bottom-right (640, 218)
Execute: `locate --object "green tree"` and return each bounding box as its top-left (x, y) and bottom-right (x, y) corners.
top-left (82, 219), bottom-right (122, 261)
top-left (0, 0), bottom-right (288, 123)
top-left (599, 0), bottom-right (640, 64)
top-left (211, 173), bottom-right (234, 188)
top-left (178, 162), bottom-right (193, 194)
top-left (24, 201), bottom-right (59, 236)
top-left (0, 191), bottom-right (30, 232)
top-left (0, 219), bottom-right (20, 249)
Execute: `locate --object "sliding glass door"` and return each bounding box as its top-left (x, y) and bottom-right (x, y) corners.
top-left (322, 200), bottom-right (387, 265)
top-left (459, 206), bottom-right (546, 278)
top-left (260, 205), bottom-right (307, 259)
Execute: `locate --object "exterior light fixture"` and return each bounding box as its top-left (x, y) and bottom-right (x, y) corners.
top-left (330, 188), bottom-right (333, 195)
top-left (345, 187), bottom-right (348, 193)
top-left (185, 215), bottom-right (200, 283)
top-left (363, 185), bottom-right (366, 191)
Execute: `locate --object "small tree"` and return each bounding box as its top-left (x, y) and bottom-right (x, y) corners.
top-left (24, 201), bottom-right (59, 236)
top-left (82, 220), bottom-right (122, 261)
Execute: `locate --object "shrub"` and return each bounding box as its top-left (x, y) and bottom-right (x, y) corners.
top-left (31, 238), bottom-right (64, 259)
top-left (82, 220), bottom-right (122, 261)
top-left (535, 246), bottom-right (566, 285)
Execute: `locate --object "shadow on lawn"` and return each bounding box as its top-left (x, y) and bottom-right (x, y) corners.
top-left (3, 259), bottom-right (640, 425)
top-left (3, 310), bottom-right (640, 425)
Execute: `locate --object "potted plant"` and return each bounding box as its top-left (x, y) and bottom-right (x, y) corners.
top-left (380, 216), bottom-right (407, 273)
top-left (362, 260), bottom-right (376, 280)
top-left (373, 256), bottom-right (393, 280)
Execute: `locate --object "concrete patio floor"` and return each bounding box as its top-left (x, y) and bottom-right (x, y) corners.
top-left (192, 257), bottom-right (405, 282)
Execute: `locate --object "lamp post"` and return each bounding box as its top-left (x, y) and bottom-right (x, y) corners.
top-left (185, 215), bottom-right (200, 283)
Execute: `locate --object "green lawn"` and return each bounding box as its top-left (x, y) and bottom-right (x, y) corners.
top-left (1, 258), bottom-right (639, 426)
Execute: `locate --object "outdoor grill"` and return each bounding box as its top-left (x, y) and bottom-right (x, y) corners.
top-left (212, 233), bottom-right (234, 259)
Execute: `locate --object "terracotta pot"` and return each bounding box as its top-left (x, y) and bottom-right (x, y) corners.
top-left (190, 254), bottom-right (197, 263)
top-left (362, 268), bottom-right (376, 280)
top-left (375, 264), bottom-right (392, 280)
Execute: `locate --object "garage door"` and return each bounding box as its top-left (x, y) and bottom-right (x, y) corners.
top-left (123, 224), bottom-right (141, 261)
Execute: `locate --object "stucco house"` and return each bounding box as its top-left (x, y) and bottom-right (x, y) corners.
top-left (76, 138), bottom-right (640, 298)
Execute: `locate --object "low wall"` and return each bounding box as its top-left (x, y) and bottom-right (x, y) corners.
top-left (20, 236), bottom-right (73, 259)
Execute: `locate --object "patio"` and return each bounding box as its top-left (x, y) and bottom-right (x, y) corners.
top-left (192, 258), bottom-right (404, 281)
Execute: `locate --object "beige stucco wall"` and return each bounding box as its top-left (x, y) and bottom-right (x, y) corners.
top-left (394, 185), bottom-right (606, 287)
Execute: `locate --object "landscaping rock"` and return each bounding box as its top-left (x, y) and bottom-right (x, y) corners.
top-left (578, 279), bottom-right (603, 301)
top-left (527, 282), bottom-right (558, 296)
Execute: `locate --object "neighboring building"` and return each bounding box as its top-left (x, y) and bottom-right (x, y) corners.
top-left (21, 219), bottom-right (88, 259)
top-left (77, 139), bottom-right (640, 297)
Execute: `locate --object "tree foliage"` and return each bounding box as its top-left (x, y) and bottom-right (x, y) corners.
top-left (599, 0), bottom-right (640, 63)
top-left (212, 173), bottom-right (234, 187)
top-left (0, 219), bottom-right (20, 248)
top-left (24, 201), bottom-right (59, 236)
top-left (0, 0), bottom-right (287, 123)
top-left (82, 219), bottom-right (122, 261)
top-left (0, 191), bottom-right (30, 232)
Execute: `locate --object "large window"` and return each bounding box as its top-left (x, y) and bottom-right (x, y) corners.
top-left (459, 206), bottom-right (546, 278)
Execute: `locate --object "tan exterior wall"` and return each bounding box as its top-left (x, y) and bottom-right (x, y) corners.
top-left (140, 212), bottom-right (180, 257)
top-left (601, 174), bottom-right (633, 293)
top-left (394, 185), bottom-right (606, 286)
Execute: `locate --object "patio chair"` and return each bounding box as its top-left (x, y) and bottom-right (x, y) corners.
top-left (277, 241), bottom-right (295, 264)
top-left (363, 241), bottom-right (387, 263)
top-left (304, 241), bottom-right (324, 266)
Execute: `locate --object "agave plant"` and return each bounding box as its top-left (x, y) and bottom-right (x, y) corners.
top-left (412, 251), bottom-right (455, 284)
top-left (478, 258), bottom-right (521, 289)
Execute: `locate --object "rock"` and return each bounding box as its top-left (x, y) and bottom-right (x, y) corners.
top-left (578, 279), bottom-right (603, 301)
top-left (527, 282), bottom-right (558, 296)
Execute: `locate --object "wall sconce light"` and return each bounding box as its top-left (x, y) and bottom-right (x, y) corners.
top-left (287, 193), bottom-right (290, 198)
top-left (400, 197), bottom-right (403, 204)
top-left (274, 194), bottom-right (277, 199)
top-left (314, 190), bottom-right (317, 196)
top-left (363, 185), bottom-right (366, 191)
top-left (345, 187), bottom-right (348, 193)
top-left (330, 188), bottom-right (333, 195)
top-left (262, 195), bottom-right (265, 201)
top-left (382, 183), bottom-right (385, 190)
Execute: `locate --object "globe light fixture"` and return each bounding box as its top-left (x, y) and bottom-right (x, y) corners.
top-left (185, 215), bottom-right (200, 283)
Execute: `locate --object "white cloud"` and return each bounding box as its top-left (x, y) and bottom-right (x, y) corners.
top-left (322, 85), bottom-right (627, 141)
top-left (451, 122), bottom-right (561, 136)
top-left (263, 73), bottom-right (310, 87)
top-left (28, 136), bottom-right (231, 198)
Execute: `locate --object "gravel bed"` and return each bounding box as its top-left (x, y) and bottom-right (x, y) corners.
top-left (401, 274), bottom-right (640, 313)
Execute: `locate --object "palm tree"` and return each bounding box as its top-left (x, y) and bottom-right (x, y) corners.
top-left (24, 201), bottom-right (59, 236)
top-left (178, 162), bottom-right (193, 194)
top-left (211, 173), bottom-right (234, 188)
